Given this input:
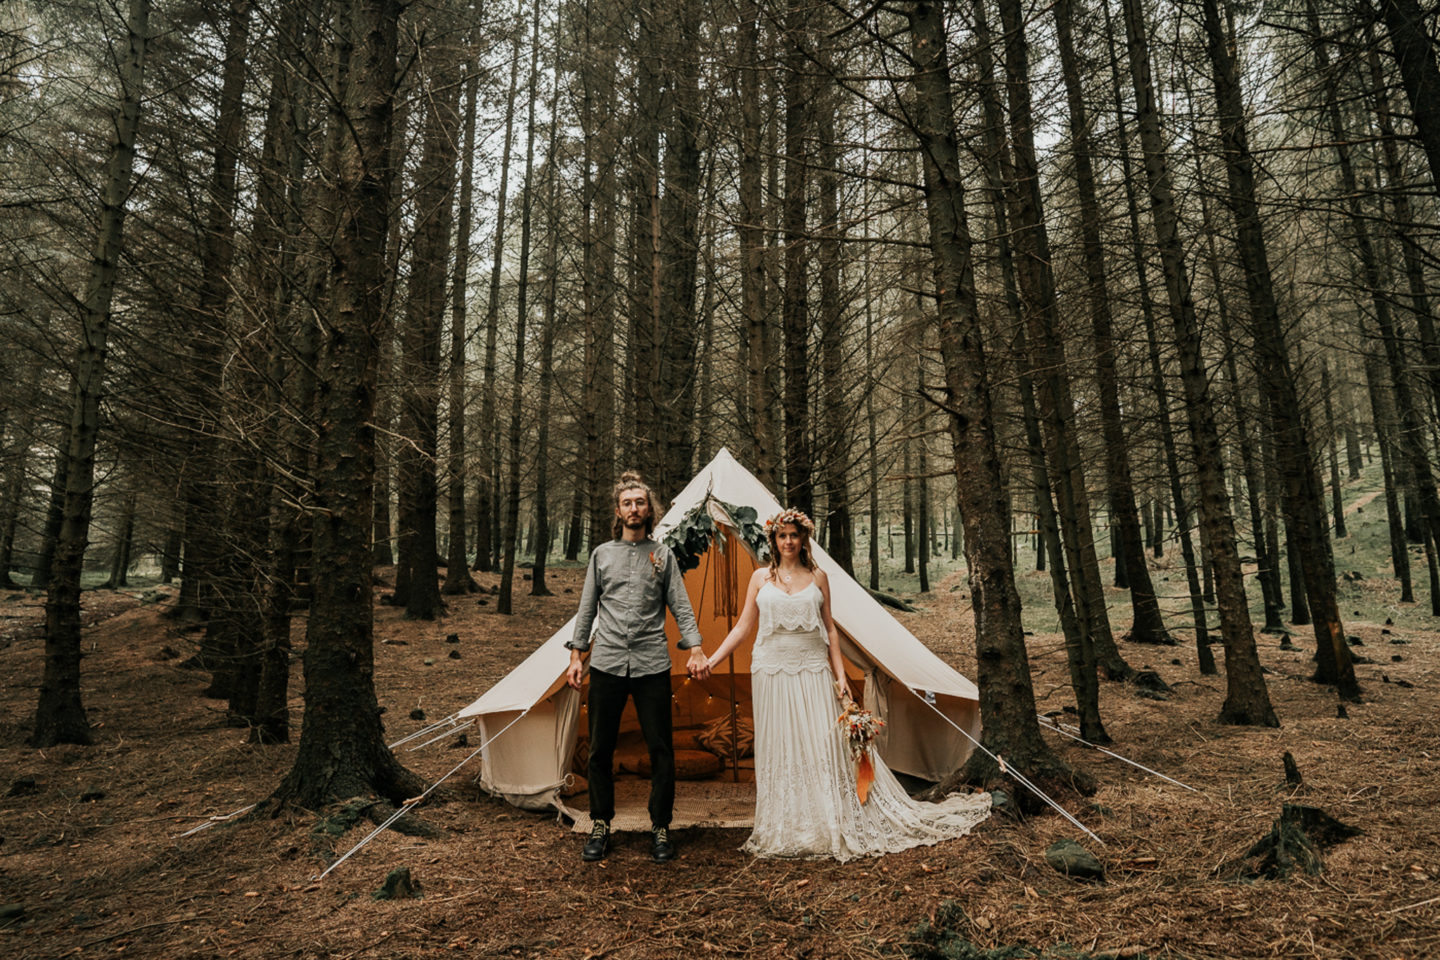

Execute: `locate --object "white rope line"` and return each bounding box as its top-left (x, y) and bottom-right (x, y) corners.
top-left (907, 688), bottom-right (1104, 845)
top-left (173, 803), bottom-right (257, 839)
top-left (176, 714), bottom-right (469, 842)
top-left (313, 709), bottom-right (529, 882)
top-left (408, 719), bottom-right (475, 752)
top-left (1035, 715), bottom-right (1200, 793)
top-left (388, 713), bottom-right (460, 750)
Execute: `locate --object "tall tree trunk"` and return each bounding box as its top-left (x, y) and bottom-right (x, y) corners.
top-left (160, 524), bottom-right (180, 583)
top-left (0, 428), bottom-right (28, 589)
top-left (1367, 41), bottom-right (1440, 423)
top-left (862, 127), bottom-right (881, 591)
top-left (103, 487), bottom-right (137, 589)
top-left (903, 414), bottom-right (915, 575)
top-left (1344, 385), bottom-right (1364, 480)
top-left (905, 0), bottom-right (1086, 796)
top-left (271, 0), bottom-right (424, 808)
top-left (626, 0), bottom-right (662, 473)
top-left (996, 0), bottom-right (1130, 681)
top-left (1321, 359), bottom-right (1348, 538)
top-left (1376, 0), bottom-right (1440, 197)
top-left (374, 82), bottom-right (414, 575)
top-left (255, 9), bottom-right (324, 743)
top-left (738, 0), bottom-right (778, 489)
top-left (1018, 337), bottom-right (1108, 742)
top-left (442, 51), bottom-right (481, 596)
top-left (374, 80), bottom-right (407, 574)
top-left (1180, 69), bottom-right (1287, 638)
top-left (782, 0), bottom-right (811, 517)
top-left (223, 17), bottom-right (308, 721)
top-left (372, 324), bottom-right (396, 567)
top-left (1217, 303), bottom-right (1285, 633)
top-left (565, 472), bottom-right (583, 561)
top-left (696, 160), bottom-right (719, 467)
top-left (654, 0), bottom-right (703, 499)
top-left (31, 455), bottom-right (67, 593)
top-left (916, 360), bottom-right (930, 594)
top-left (476, 7), bottom-right (523, 573)
top-left (1054, 0), bottom-right (1171, 647)
top-left (532, 61), bottom-right (562, 599)
top-left (816, 40), bottom-right (852, 575)
top-left (396, 38), bottom-right (460, 621)
top-left (182, 0), bottom-right (252, 702)
top-left (32, 0), bottom-right (151, 748)
top-left (580, 0), bottom-right (617, 551)
top-left (1201, 0), bottom-right (1354, 696)
top-left (1305, 0), bottom-right (1440, 612)
top-left (1193, 153), bottom-right (1284, 634)
top-left (498, 1), bottom-right (542, 617)
top-left (1118, 0), bottom-right (1275, 724)
top-left (1365, 351), bottom-right (1414, 601)
top-left (1140, 277), bottom-right (1218, 676)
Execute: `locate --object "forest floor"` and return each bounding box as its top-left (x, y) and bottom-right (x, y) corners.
top-left (3, 483), bottom-right (1439, 959)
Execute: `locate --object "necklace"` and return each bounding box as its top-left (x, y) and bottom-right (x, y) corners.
top-left (781, 572), bottom-right (793, 583)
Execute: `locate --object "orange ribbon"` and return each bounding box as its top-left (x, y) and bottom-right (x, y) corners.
top-left (856, 751), bottom-right (874, 805)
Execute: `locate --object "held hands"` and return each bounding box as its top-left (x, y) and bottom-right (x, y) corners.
top-left (687, 647), bottom-right (712, 681)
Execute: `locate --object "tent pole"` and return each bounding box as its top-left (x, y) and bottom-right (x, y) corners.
top-left (728, 657), bottom-right (739, 782)
top-left (725, 533), bottom-right (740, 782)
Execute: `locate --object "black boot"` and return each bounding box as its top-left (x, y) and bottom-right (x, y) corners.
top-left (650, 825), bottom-right (676, 862)
top-left (582, 820), bottom-right (610, 861)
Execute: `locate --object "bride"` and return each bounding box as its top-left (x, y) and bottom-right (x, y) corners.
top-left (704, 508), bottom-right (990, 861)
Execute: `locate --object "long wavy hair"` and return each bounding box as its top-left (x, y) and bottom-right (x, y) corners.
top-left (765, 508), bottom-right (817, 580)
top-left (611, 470), bottom-right (659, 540)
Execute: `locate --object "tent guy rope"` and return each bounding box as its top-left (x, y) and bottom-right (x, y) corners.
top-left (313, 707), bottom-right (530, 881)
top-left (408, 718), bottom-right (475, 751)
top-left (173, 803), bottom-right (257, 839)
top-left (1035, 715), bottom-right (1200, 792)
top-left (388, 713), bottom-right (461, 750)
top-left (906, 688), bottom-right (1104, 845)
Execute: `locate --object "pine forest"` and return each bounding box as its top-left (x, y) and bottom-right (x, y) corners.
top-left (2, 0), bottom-right (1439, 955)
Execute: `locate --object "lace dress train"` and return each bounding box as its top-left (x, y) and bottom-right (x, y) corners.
top-left (742, 583), bottom-right (990, 861)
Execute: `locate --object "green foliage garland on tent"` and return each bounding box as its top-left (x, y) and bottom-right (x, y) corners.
top-left (662, 498), bottom-right (768, 573)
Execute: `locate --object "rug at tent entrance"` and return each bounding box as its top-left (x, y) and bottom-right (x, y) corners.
top-left (560, 780), bottom-right (758, 832)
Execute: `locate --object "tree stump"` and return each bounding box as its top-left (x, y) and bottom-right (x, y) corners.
top-left (1240, 804), bottom-right (1361, 879)
top-left (372, 867), bottom-right (422, 900)
top-left (1282, 752), bottom-right (1302, 786)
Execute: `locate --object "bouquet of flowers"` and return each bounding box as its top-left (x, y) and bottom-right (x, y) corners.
top-left (837, 699), bottom-right (885, 804)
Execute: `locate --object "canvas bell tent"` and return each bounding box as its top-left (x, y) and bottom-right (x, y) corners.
top-left (456, 448), bottom-right (981, 813)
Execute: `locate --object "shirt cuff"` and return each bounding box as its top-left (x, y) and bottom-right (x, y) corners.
top-left (565, 640), bottom-right (590, 652)
top-left (677, 637), bottom-right (701, 650)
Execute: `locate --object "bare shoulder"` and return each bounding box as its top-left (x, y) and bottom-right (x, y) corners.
top-left (749, 567), bottom-right (771, 587)
top-left (813, 567), bottom-right (830, 587)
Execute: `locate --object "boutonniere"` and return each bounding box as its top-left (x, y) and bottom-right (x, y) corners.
top-left (649, 551), bottom-right (664, 578)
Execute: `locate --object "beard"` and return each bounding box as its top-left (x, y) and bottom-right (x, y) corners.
top-left (624, 516), bottom-right (648, 529)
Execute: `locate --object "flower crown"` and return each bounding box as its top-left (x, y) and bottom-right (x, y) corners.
top-left (764, 507), bottom-right (815, 536)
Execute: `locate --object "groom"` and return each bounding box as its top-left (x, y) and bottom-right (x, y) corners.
top-left (566, 472), bottom-right (710, 862)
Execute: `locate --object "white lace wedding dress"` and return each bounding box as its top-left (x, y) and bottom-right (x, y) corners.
top-left (742, 581), bottom-right (991, 861)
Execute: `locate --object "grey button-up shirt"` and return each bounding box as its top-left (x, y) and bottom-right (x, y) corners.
top-left (566, 538), bottom-right (702, 677)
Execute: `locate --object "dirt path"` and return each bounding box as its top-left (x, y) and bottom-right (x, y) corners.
top-left (1345, 488), bottom-right (1383, 517)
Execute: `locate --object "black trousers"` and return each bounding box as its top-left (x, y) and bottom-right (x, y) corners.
top-left (587, 667), bottom-right (674, 828)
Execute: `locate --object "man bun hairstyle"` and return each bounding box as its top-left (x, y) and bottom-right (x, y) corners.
top-left (612, 470), bottom-right (659, 540)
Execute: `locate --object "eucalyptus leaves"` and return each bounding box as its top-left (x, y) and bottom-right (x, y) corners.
top-left (662, 497), bottom-right (769, 572)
